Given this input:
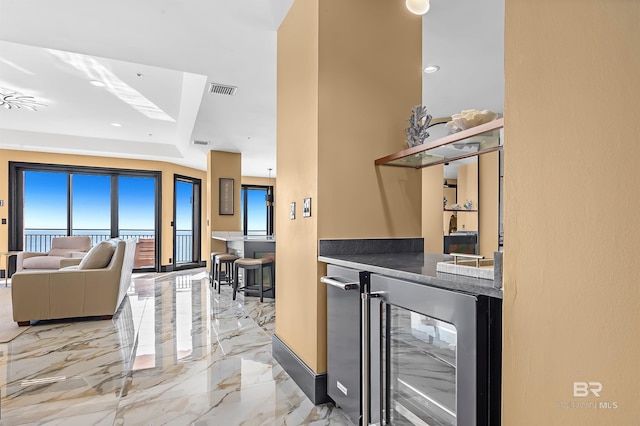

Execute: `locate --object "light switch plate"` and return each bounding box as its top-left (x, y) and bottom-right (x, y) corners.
top-left (290, 202), bottom-right (296, 220)
top-left (303, 197), bottom-right (311, 217)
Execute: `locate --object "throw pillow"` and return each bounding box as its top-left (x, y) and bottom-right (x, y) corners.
top-left (79, 240), bottom-right (116, 270)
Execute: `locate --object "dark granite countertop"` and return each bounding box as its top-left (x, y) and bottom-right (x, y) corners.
top-left (318, 252), bottom-right (503, 299)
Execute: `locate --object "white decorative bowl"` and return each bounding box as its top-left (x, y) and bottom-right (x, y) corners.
top-left (446, 109), bottom-right (498, 133)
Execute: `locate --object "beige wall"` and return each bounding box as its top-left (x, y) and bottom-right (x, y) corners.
top-left (241, 176), bottom-right (273, 187)
top-left (455, 161), bottom-right (478, 232)
top-left (478, 151), bottom-right (499, 257)
top-left (206, 151), bottom-right (242, 256)
top-left (276, 0), bottom-right (321, 370)
top-left (503, 0), bottom-right (640, 424)
top-left (422, 165), bottom-right (444, 252)
top-left (277, 0), bottom-right (422, 373)
top-left (316, 0), bottom-right (423, 240)
top-left (0, 149), bottom-right (207, 266)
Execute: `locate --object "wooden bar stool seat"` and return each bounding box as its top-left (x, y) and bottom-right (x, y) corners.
top-left (233, 255), bottom-right (275, 302)
top-left (214, 254), bottom-right (238, 293)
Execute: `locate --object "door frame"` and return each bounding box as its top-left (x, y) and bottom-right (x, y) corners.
top-left (172, 174), bottom-right (202, 270)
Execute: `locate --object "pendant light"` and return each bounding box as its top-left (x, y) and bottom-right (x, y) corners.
top-left (406, 0), bottom-right (430, 15)
top-left (265, 168), bottom-right (274, 206)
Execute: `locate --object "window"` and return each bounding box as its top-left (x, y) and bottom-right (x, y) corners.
top-left (23, 171), bottom-right (68, 251)
top-left (10, 162), bottom-right (161, 270)
top-left (119, 176), bottom-right (157, 268)
top-left (71, 174), bottom-right (111, 244)
top-left (240, 185), bottom-right (273, 236)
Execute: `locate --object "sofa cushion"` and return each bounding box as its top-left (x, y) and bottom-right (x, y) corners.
top-left (22, 256), bottom-right (65, 270)
top-left (51, 236), bottom-right (92, 251)
top-left (48, 248), bottom-right (74, 257)
top-left (79, 241), bottom-right (116, 270)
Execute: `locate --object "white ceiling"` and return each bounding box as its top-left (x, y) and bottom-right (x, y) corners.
top-left (0, 0), bottom-right (502, 178)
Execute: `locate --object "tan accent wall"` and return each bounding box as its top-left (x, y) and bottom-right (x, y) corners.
top-left (275, 0), bottom-right (321, 370)
top-left (456, 162), bottom-right (478, 232)
top-left (478, 151), bottom-right (499, 258)
top-left (504, 0), bottom-right (640, 423)
top-left (0, 149), bottom-right (207, 266)
top-left (277, 0), bottom-right (422, 373)
top-left (316, 0), bottom-right (423, 241)
top-left (206, 151), bottom-right (242, 256)
top-left (241, 176), bottom-right (273, 187)
top-left (422, 165), bottom-right (444, 253)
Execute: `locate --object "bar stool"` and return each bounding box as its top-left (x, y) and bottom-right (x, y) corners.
top-left (233, 254), bottom-right (275, 302)
top-left (214, 254), bottom-right (239, 293)
top-left (209, 252), bottom-right (225, 285)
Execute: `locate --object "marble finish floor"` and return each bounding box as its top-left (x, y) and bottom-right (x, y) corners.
top-left (0, 269), bottom-right (352, 425)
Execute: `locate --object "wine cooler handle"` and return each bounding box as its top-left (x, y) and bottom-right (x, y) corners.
top-left (320, 276), bottom-right (359, 291)
top-left (362, 291), bottom-right (384, 426)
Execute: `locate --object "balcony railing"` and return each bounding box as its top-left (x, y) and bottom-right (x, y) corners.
top-left (23, 228), bottom-right (195, 267)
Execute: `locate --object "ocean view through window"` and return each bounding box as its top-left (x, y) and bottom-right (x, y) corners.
top-left (241, 185), bottom-right (273, 236)
top-left (13, 163), bottom-right (162, 271)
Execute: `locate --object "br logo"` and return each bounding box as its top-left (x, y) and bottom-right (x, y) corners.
top-left (573, 382), bottom-right (602, 397)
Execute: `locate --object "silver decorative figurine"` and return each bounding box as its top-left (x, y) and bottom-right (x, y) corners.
top-left (405, 105), bottom-right (433, 148)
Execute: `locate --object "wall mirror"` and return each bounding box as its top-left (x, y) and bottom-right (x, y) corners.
top-left (443, 157), bottom-right (479, 254)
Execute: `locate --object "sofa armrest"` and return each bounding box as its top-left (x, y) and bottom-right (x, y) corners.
top-left (18, 251), bottom-right (46, 260)
top-left (16, 251), bottom-right (47, 272)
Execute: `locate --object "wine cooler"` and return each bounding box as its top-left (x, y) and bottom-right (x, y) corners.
top-left (367, 274), bottom-right (501, 426)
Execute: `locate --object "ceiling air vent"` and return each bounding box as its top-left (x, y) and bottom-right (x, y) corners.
top-left (192, 140), bottom-right (210, 146)
top-left (209, 83), bottom-right (237, 96)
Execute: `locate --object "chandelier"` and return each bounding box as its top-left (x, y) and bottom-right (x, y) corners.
top-left (0, 88), bottom-right (47, 111)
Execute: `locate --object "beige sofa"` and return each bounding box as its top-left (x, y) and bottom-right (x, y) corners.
top-left (16, 236), bottom-right (92, 272)
top-left (11, 239), bottom-right (136, 326)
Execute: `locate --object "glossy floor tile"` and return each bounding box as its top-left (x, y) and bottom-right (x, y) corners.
top-left (0, 269), bottom-right (352, 425)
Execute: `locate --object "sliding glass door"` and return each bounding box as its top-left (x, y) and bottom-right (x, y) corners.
top-left (10, 162), bottom-right (161, 271)
top-left (174, 175), bottom-right (201, 267)
top-left (23, 171), bottom-right (68, 252)
top-left (119, 176), bottom-right (157, 269)
top-left (71, 174), bottom-right (111, 245)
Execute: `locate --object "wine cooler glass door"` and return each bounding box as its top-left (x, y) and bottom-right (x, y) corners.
top-left (370, 274), bottom-right (480, 426)
top-left (383, 305), bottom-right (457, 425)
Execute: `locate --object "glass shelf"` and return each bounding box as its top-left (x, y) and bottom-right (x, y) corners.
top-left (444, 209), bottom-right (477, 212)
top-left (375, 118), bottom-right (504, 169)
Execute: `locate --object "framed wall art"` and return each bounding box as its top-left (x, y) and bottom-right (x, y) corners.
top-left (219, 178), bottom-right (234, 215)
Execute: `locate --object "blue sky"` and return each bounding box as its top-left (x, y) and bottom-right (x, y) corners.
top-left (24, 171), bottom-right (156, 231)
top-left (24, 171), bottom-right (269, 234)
top-left (242, 188), bottom-right (268, 234)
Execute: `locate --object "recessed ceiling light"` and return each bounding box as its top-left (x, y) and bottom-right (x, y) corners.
top-left (89, 80), bottom-right (106, 87)
top-left (406, 0), bottom-right (430, 15)
top-left (424, 65), bottom-right (440, 74)
top-left (111, 123), bottom-right (122, 127)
